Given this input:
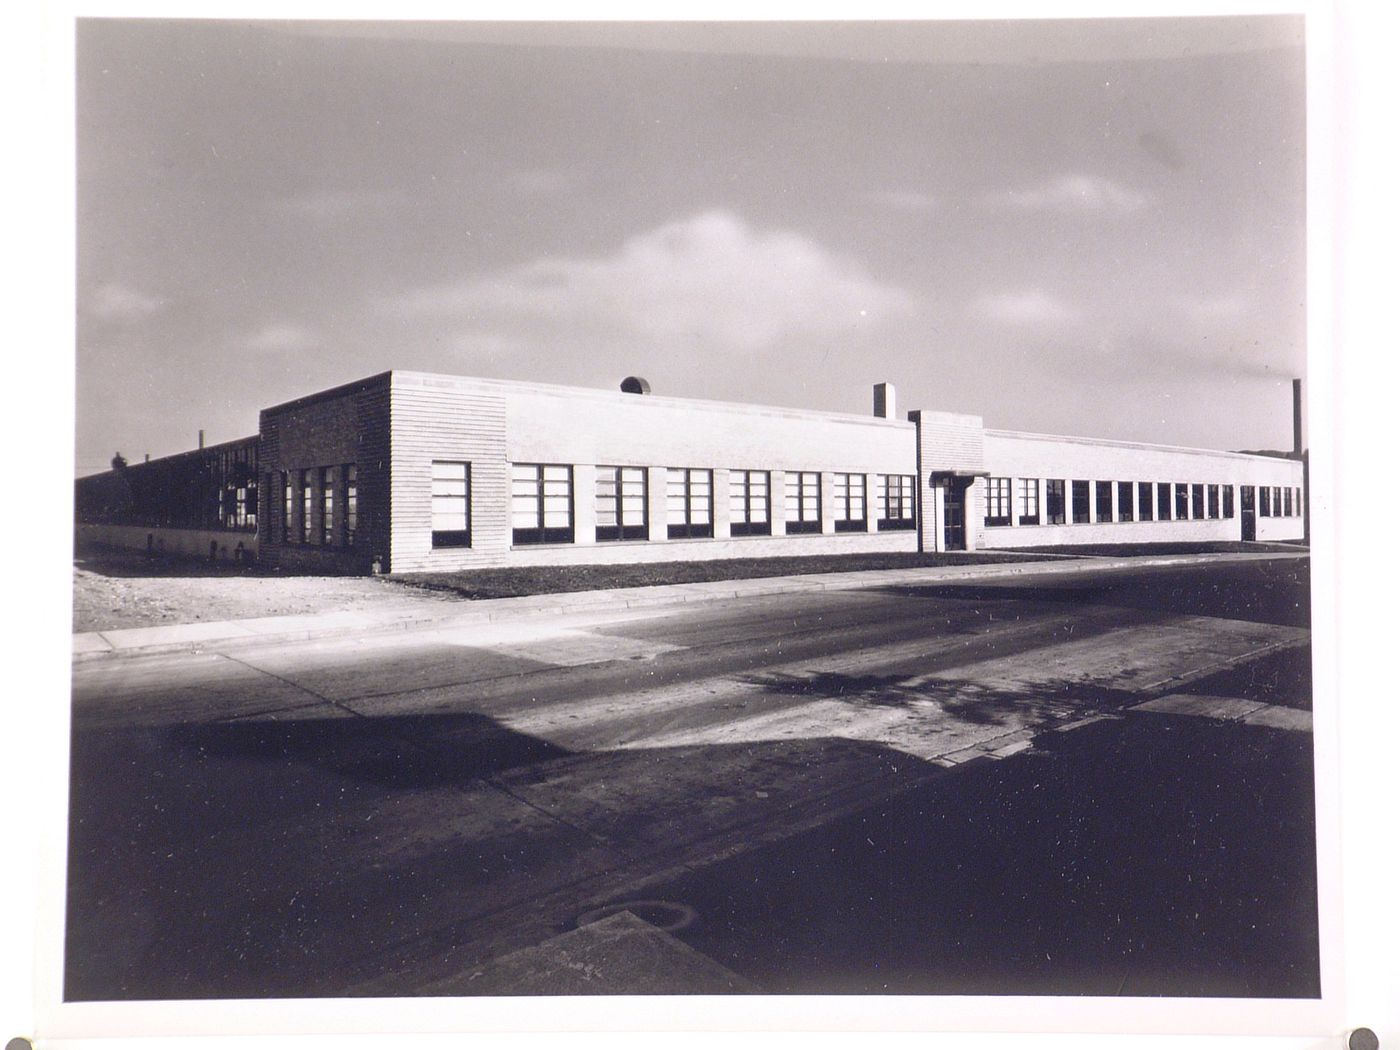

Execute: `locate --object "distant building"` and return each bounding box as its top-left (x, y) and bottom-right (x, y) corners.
top-left (75, 370), bottom-right (1307, 573)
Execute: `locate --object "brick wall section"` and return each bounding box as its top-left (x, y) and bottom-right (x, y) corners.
top-left (258, 374), bottom-right (391, 573)
top-left (389, 374), bottom-right (510, 573)
top-left (908, 408), bottom-right (987, 552)
top-left (979, 429), bottom-right (1306, 546)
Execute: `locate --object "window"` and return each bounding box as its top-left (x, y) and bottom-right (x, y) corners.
top-left (1072, 480), bottom-right (1091, 523)
top-left (985, 477), bottom-right (1012, 527)
top-left (834, 473), bottom-right (867, 532)
top-left (1138, 482), bottom-right (1154, 521)
top-left (1296, 486), bottom-right (1303, 516)
top-left (1095, 481), bottom-right (1113, 523)
top-left (1157, 482), bottom-right (1172, 521)
top-left (1175, 483), bottom-right (1189, 520)
top-left (320, 466), bottom-right (335, 544)
top-left (301, 469), bottom-right (313, 544)
top-left (1191, 484), bottom-right (1205, 520)
top-left (727, 470), bottom-right (770, 537)
top-left (1208, 484), bottom-right (1220, 519)
top-left (1260, 486), bottom-right (1272, 517)
top-left (1046, 479), bottom-right (1066, 525)
top-left (876, 474), bottom-right (915, 530)
top-left (785, 472), bottom-right (822, 534)
top-left (1223, 485), bottom-right (1235, 519)
top-left (1273, 487), bottom-right (1283, 516)
top-left (344, 465), bottom-right (357, 547)
top-left (432, 460), bottom-right (472, 547)
top-left (667, 468), bottom-right (713, 539)
top-left (597, 466), bottom-right (648, 542)
top-left (1017, 478), bottom-right (1040, 525)
top-left (1117, 481), bottom-right (1134, 522)
top-left (512, 463), bottom-right (572, 544)
top-left (1283, 487), bottom-right (1293, 516)
top-left (282, 472), bottom-right (293, 544)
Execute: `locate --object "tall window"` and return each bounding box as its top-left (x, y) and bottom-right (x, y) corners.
top-left (1295, 486), bottom-right (1303, 516)
top-left (432, 460), bottom-right (472, 547)
top-left (1260, 486), bottom-right (1272, 517)
top-left (1046, 479), bottom-right (1065, 524)
top-left (1273, 487), bottom-right (1283, 516)
top-left (876, 474), bottom-right (915, 530)
top-left (1190, 484), bottom-right (1205, 520)
top-left (1175, 483), bottom-right (1189, 520)
top-left (344, 464), bottom-right (357, 547)
top-left (1282, 487), bottom-right (1292, 516)
top-left (1072, 480), bottom-right (1091, 523)
top-left (667, 468), bottom-right (713, 539)
top-left (984, 477), bottom-right (1012, 527)
top-left (597, 466), bottom-right (648, 542)
top-left (1117, 481), bottom-right (1134, 522)
top-left (1017, 478), bottom-right (1040, 525)
top-left (727, 470), bottom-right (770, 537)
top-left (320, 466), bottom-right (335, 544)
top-left (785, 471), bottom-right (821, 534)
top-left (1157, 482), bottom-right (1173, 521)
top-left (300, 469), bottom-right (313, 544)
top-left (1208, 484), bottom-right (1220, 518)
top-left (1095, 481), bottom-right (1113, 523)
top-left (512, 463), bottom-right (572, 545)
top-left (834, 473), bottom-right (867, 532)
top-left (1223, 485), bottom-right (1235, 519)
top-left (1138, 482), bottom-right (1154, 521)
top-left (282, 472), bottom-right (293, 544)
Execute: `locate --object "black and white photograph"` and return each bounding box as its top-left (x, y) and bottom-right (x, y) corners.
top-left (12, 6), bottom-right (1399, 1047)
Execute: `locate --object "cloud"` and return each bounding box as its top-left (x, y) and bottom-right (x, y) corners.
top-left (241, 323), bottom-right (319, 353)
top-left (971, 289), bottom-right (1078, 325)
top-left (276, 189), bottom-right (395, 219)
top-left (864, 189), bottom-right (939, 213)
top-left (87, 282), bottom-right (165, 322)
top-left (390, 210), bottom-right (915, 355)
top-left (996, 174), bottom-right (1149, 214)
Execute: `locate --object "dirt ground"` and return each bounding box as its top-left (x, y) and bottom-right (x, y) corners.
top-left (72, 546), bottom-right (459, 633)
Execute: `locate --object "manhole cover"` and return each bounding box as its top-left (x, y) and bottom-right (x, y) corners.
top-left (576, 899), bottom-right (697, 933)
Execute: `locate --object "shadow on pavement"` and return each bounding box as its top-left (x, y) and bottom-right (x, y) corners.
top-left (67, 696), bottom-right (1319, 1001)
top-left (878, 558), bottom-right (1311, 629)
top-left (631, 715), bottom-right (1320, 999)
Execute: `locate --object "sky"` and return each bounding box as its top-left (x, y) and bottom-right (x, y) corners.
top-left (74, 16), bottom-right (1307, 475)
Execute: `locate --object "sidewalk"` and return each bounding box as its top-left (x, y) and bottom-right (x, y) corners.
top-left (71, 549), bottom-right (1308, 661)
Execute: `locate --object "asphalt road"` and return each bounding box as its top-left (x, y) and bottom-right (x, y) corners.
top-left (65, 557), bottom-right (1317, 1000)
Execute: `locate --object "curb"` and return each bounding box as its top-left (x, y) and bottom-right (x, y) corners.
top-left (72, 549), bottom-right (1308, 662)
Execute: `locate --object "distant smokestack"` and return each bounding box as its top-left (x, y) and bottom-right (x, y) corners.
top-left (198, 429), bottom-right (205, 449)
top-left (873, 382), bottom-right (896, 420)
top-left (144, 453), bottom-right (150, 463)
top-left (1292, 378), bottom-right (1303, 457)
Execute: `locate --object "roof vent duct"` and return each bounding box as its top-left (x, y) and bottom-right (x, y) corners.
top-left (620, 376), bottom-right (652, 395)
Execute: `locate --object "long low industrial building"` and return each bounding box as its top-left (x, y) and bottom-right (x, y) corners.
top-left (74, 370), bottom-right (1307, 574)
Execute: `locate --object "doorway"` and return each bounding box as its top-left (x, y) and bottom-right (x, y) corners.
top-left (943, 481), bottom-right (967, 551)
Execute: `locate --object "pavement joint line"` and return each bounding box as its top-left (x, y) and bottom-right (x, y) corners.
top-left (71, 550), bottom-right (1308, 662)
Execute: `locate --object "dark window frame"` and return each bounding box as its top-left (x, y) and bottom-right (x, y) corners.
top-left (1072, 480), bottom-right (1091, 524)
top-left (667, 467), bottom-right (714, 540)
top-left (1017, 478), bottom-right (1040, 526)
top-left (834, 473), bottom-right (867, 532)
top-left (1095, 481), bottom-right (1113, 523)
top-left (984, 476), bottom-right (1012, 527)
top-left (432, 460), bottom-right (473, 548)
top-left (877, 474), bottom-right (916, 530)
top-left (596, 465), bottom-right (649, 542)
top-left (1046, 479), bottom-right (1066, 525)
top-left (512, 462), bottom-right (573, 545)
top-left (784, 471), bottom-right (822, 535)
top-left (1117, 481), bottom-right (1134, 522)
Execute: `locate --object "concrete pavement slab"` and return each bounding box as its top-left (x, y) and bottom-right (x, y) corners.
top-left (71, 549), bottom-right (1309, 663)
top-left (421, 910), bottom-right (757, 995)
